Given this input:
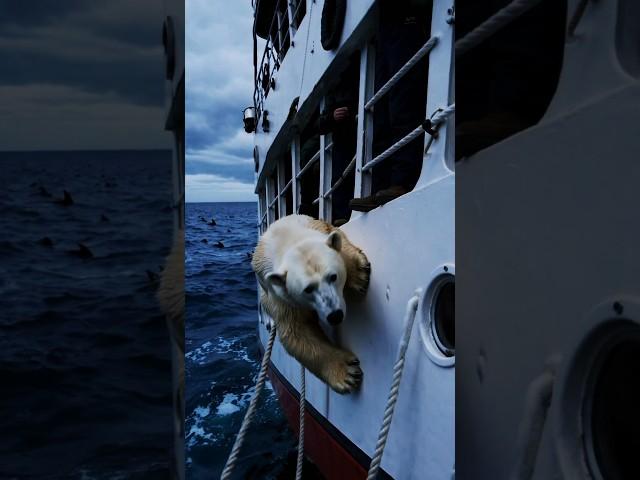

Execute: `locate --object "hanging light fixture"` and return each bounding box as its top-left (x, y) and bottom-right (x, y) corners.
top-left (243, 106), bottom-right (257, 133)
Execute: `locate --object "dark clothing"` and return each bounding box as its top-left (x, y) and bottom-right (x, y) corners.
top-left (456, 0), bottom-right (566, 148)
top-left (320, 60), bottom-right (360, 220)
top-left (373, 1), bottom-right (430, 192)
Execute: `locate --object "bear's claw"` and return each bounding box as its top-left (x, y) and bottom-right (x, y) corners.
top-left (328, 353), bottom-right (363, 394)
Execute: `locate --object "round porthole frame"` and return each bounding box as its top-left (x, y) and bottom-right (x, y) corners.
top-left (553, 297), bottom-right (640, 480)
top-left (418, 264), bottom-right (455, 367)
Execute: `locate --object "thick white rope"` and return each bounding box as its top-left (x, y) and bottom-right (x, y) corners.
top-left (455, 0), bottom-right (544, 56)
top-left (367, 289), bottom-right (422, 480)
top-left (362, 104), bottom-right (455, 172)
top-left (220, 325), bottom-right (277, 480)
top-left (296, 364), bottom-right (306, 480)
top-left (365, 36), bottom-right (439, 111)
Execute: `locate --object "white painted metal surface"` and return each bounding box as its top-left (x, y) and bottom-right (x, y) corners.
top-left (255, 1), bottom-right (455, 478)
top-left (457, 0), bottom-right (640, 478)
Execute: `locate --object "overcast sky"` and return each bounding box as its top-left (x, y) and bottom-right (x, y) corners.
top-left (186, 0), bottom-right (257, 203)
top-left (0, 0), bottom-right (170, 151)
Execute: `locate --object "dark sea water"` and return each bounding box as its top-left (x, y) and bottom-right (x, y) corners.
top-left (0, 150), bottom-right (174, 479)
top-left (185, 202), bottom-right (312, 479)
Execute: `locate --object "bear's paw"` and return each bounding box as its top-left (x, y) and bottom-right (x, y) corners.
top-left (350, 249), bottom-right (371, 296)
top-left (326, 351), bottom-right (363, 394)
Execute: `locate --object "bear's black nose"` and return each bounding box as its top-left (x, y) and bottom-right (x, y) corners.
top-left (327, 310), bottom-right (344, 325)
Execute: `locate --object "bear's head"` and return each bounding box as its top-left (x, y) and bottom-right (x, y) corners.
top-left (267, 231), bottom-right (347, 326)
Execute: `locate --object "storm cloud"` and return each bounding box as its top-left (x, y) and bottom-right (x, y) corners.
top-left (186, 0), bottom-right (257, 202)
top-left (0, 0), bottom-right (170, 150)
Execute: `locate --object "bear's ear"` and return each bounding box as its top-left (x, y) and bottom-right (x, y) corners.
top-left (266, 271), bottom-right (287, 289)
top-left (326, 231), bottom-right (342, 252)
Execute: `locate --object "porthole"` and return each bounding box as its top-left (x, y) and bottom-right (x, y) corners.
top-left (419, 264), bottom-right (455, 367)
top-left (583, 324), bottom-right (640, 480)
top-left (431, 278), bottom-right (455, 357)
top-left (556, 301), bottom-right (640, 480)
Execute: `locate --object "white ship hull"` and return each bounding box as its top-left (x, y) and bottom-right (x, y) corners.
top-left (253, 1), bottom-right (455, 478)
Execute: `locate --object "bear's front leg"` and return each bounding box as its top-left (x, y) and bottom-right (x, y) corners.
top-left (340, 237), bottom-right (371, 296)
top-left (274, 304), bottom-right (363, 394)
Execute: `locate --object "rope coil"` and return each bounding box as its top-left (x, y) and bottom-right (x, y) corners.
top-left (367, 289), bottom-right (422, 479)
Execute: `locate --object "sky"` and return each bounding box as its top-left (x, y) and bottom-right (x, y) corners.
top-left (0, 0), bottom-right (171, 151)
top-left (186, 0), bottom-right (257, 203)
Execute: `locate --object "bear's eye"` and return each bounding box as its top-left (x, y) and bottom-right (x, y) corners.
top-left (304, 285), bottom-right (315, 294)
top-left (327, 273), bottom-right (337, 283)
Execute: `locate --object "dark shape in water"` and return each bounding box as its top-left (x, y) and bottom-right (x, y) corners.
top-left (201, 239), bottom-right (208, 244)
top-left (55, 190), bottom-right (74, 206)
top-left (38, 186), bottom-right (52, 197)
top-left (37, 237), bottom-right (54, 247)
top-left (100, 214), bottom-right (110, 222)
top-left (198, 216), bottom-right (207, 222)
top-left (227, 229), bottom-right (231, 233)
top-left (214, 241), bottom-right (224, 248)
top-left (146, 269), bottom-right (160, 283)
top-left (67, 243), bottom-right (93, 259)
top-left (208, 219), bottom-right (217, 226)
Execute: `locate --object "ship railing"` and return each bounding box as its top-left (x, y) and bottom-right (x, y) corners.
top-left (312, 154), bottom-right (356, 206)
top-left (256, 0), bottom-right (455, 228)
top-left (455, 0), bottom-right (543, 56)
top-left (253, 0), bottom-right (306, 125)
top-left (364, 36), bottom-right (439, 112)
top-left (362, 104), bottom-right (455, 173)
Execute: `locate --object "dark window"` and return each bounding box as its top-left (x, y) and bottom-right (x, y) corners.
top-left (456, 0), bottom-right (567, 160)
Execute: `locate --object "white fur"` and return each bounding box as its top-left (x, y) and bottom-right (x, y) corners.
top-left (260, 215), bottom-right (347, 326)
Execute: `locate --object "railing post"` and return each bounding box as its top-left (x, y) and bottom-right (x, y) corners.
top-left (286, 1), bottom-right (297, 40)
top-left (277, 158), bottom-right (287, 218)
top-left (266, 172), bottom-right (276, 224)
top-left (277, 9), bottom-right (285, 62)
top-left (421, 0), bottom-right (455, 180)
top-left (319, 97), bottom-right (332, 222)
top-left (355, 43), bottom-right (375, 201)
top-left (291, 136), bottom-right (301, 213)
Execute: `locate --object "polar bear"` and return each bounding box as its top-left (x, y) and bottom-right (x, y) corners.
top-left (252, 214), bottom-right (371, 393)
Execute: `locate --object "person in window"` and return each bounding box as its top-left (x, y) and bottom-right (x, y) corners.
top-left (349, 0), bottom-right (430, 212)
top-left (298, 116), bottom-right (321, 218)
top-left (297, 60), bottom-right (359, 224)
top-left (317, 59), bottom-right (359, 226)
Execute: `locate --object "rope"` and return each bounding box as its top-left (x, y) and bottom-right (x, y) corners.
top-left (365, 36), bottom-right (439, 111)
top-left (220, 325), bottom-right (277, 480)
top-left (455, 0), bottom-right (544, 56)
top-left (296, 148), bottom-right (320, 179)
top-left (325, 155), bottom-right (357, 198)
top-left (296, 364), bottom-right (306, 480)
top-left (366, 289), bottom-right (422, 480)
top-left (362, 104), bottom-right (455, 172)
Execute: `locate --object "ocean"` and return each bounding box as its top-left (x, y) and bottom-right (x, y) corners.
top-left (0, 150), bottom-right (175, 479)
top-left (186, 202), bottom-right (326, 479)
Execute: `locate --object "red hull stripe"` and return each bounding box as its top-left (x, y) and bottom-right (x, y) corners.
top-left (267, 361), bottom-right (394, 480)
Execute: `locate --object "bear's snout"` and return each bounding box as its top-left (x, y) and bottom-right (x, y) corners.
top-left (327, 309), bottom-right (344, 325)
